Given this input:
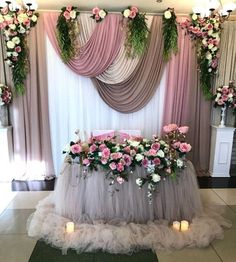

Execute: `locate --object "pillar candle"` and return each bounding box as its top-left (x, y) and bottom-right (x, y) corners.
top-left (180, 220), bottom-right (189, 231)
top-left (66, 222), bottom-right (75, 233)
top-left (172, 221), bottom-right (181, 231)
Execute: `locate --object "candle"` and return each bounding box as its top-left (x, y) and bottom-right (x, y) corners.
top-left (172, 221), bottom-right (181, 231)
top-left (180, 220), bottom-right (189, 231)
top-left (66, 222), bottom-right (75, 233)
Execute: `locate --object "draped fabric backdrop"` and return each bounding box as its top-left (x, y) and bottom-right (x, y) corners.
top-left (162, 21), bottom-right (211, 176)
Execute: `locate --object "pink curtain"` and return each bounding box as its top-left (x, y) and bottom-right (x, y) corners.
top-left (43, 13), bottom-right (123, 77)
top-left (162, 22), bottom-right (211, 176)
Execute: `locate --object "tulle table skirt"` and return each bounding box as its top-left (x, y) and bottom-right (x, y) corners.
top-left (53, 161), bottom-right (202, 223)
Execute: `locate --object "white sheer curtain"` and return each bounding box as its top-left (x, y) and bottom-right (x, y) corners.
top-left (46, 37), bottom-right (166, 175)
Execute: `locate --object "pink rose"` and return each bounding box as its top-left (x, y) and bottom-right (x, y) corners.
top-left (131, 6), bottom-right (138, 13)
top-left (63, 11), bottom-right (71, 20)
top-left (172, 141), bottom-right (180, 149)
top-left (83, 158), bottom-right (90, 166)
top-left (217, 99), bottom-right (224, 105)
top-left (116, 176), bottom-right (125, 184)
top-left (163, 124), bottom-right (178, 133)
top-left (165, 167), bottom-right (172, 174)
top-left (71, 144), bottom-right (82, 154)
top-left (207, 23), bottom-right (213, 30)
top-left (151, 143), bottom-right (160, 151)
top-left (123, 146), bottom-right (131, 153)
top-left (222, 94), bottom-right (229, 101)
top-left (129, 10), bottom-right (137, 19)
top-left (117, 162), bottom-right (124, 172)
top-left (130, 149), bottom-right (136, 157)
top-left (92, 7), bottom-right (100, 15)
top-left (15, 46), bottom-right (21, 53)
top-left (179, 143), bottom-right (192, 153)
top-left (99, 143), bottom-right (106, 151)
top-left (110, 152), bottom-right (122, 160)
top-left (102, 148), bottom-right (110, 159)
top-left (153, 158), bottom-right (161, 166)
top-left (89, 144), bottom-right (97, 153)
top-left (109, 162), bottom-right (116, 170)
top-left (101, 157), bottom-right (108, 165)
top-left (123, 154), bottom-right (132, 166)
top-left (148, 149), bottom-right (157, 156)
top-left (66, 5), bottom-right (72, 12)
top-left (178, 126), bottom-right (189, 134)
top-left (221, 87), bottom-right (229, 94)
top-left (95, 14), bottom-right (100, 20)
top-left (142, 158), bottom-right (148, 168)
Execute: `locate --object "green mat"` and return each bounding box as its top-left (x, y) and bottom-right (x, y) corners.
top-left (29, 240), bottom-right (158, 262)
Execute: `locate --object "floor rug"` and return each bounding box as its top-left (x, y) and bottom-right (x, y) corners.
top-left (29, 240), bottom-right (158, 262)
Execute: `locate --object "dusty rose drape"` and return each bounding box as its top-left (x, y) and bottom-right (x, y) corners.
top-left (9, 15), bottom-right (55, 179)
top-left (92, 16), bottom-right (165, 113)
top-left (43, 13), bottom-right (123, 77)
top-left (162, 21), bottom-right (211, 176)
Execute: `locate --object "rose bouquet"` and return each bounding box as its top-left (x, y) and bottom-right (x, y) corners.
top-left (0, 84), bottom-right (12, 106)
top-left (91, 7), bottom-right (107, 22)
top-left (213, 81), bottom-right (236, 109)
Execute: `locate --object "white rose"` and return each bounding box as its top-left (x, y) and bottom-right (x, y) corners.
top-left (136, 178), bottom-right (143, 186)
top-left (147, 164), bottom-right (155, 173)
top-left (19, 26), bottom-right (26, 34)
top-left (208, 29), bottom-right (213, 36)
top-left (70, 10), bottom-right (76, 19)
top-left (99, 9), bottom-right (106, 19)
top-left (12, 36), bottom-right (20, 44)
top-left (123, 9), bottom-right (131, 18)
top-left (12, 51), bottom-right (18, 57)
top-left (192, 13), bottom-right (198, 20)
top-left (208, 68), bottom-right (212, 72)
top-left (6, 41), bottom-right (15, 49)
top-left (135, 153), bottom-right (144, 162)
top-left (63, 144), bottom-right (70, 153)
top-left (9, 24), bottom-right (16, 30)
top-left (6, 59), bottom-right (12, 65)
top-left (214, 23), bottom-right (219, 29)
top-left (130, 141), bottom-right (140, 147)
top-left (157, 150), bottom-right (165, 158)
top-left (164, 10), bottom-right (171, 19)
top-left (202, 38), bottom-right (207, 45)
top-left (31, 15), bottom-right (38, 22)
top-left (216, 93), bottom-right (221, 98)
top-left (7, 52), bottom-right (12, 57)
top-left (208, 43), bottom-right (214, 49)
top-left (4, 14), bottom-right (12, 21)
top-left (206, 52), bottom-right (212, 60)
top-left (152, 173), bottom-right (161, 183)
top-left (211, 46), bottom-right (217, 52)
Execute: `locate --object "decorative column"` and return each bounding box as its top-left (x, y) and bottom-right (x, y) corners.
top-left (209, 125), bottom-right (235, 177)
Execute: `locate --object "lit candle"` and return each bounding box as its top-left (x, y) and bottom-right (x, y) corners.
top-left (172, 221), bottom-right (181, 231)
top-left (66, 222), bottom-right (75, 233)
top-left (180, 220), bottom-right (189, 231)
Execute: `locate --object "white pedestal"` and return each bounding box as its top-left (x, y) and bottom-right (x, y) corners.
top-left (0, 126), bottom-right (13, 181)
top-left (209, 125), bottom-right (235, 177)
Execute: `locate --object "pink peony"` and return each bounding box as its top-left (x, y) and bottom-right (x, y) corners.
top-left (178, 126), bottom-right (189, 134)
top-left (153, 158), bottom-right (161, 166)
top-left (99, 143), bottom-right (107, 151)
top-left (142, 158), bottom-right (149, 168)
top-left (163, 124), bottom-right (178, 133)
top-left (179, 143), bottom-right (192, 153)
top-left (83, 158), bottom-right (90, 166)
top-left (71, 144), bottom-right (82, 154)
top-left (117, 162), bottom-right (124, 172)
top-left (151, 143), bottom-right (160, 151)
top-left (102, 148), bottom-right (110, 159)
top-left (109, 162), bottom-right (116, 170)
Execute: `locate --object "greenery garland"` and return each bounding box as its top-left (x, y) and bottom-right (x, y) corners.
top-left (162, 8), bottom-right (178, 61)
top-left (56, 6), bottom-right (80, 63)
top-left (122, 6), bottom-right (149, 57)
top-left (0, 7), bottom-right (38, 94)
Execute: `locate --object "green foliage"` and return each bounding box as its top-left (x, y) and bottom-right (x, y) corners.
top-left (163, 9), bottom-right (178, 60)
top-left (125, 13), bottom-right (149, 57)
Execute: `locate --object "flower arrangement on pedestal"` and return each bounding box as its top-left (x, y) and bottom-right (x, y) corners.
top-left (0, 4), bottom-right (38, 94)
top-left (0, 84), bottom-right (12, 105)
top-left (63, 124), bottom-right (192, 202)
top-left (180, 14), bottom-right (221, 98)
top-left (162, 8), bottom-right (178, 60)
top-left (213, 81), bottom-right (236, 127)
top-left (57, 6), bottom-right (80, 62)
top-left (91, 7), bottom-right (108, 22)
top-left (122, 6), bottom-right (149, 57)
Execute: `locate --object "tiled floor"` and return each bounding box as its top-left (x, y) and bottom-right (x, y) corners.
top-left (0, 185), bottom-right (236, 261)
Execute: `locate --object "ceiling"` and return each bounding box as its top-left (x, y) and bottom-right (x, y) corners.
top-left (37, 0), bottom-right (236, 14)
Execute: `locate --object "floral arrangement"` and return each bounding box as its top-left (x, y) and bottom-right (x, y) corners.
top-left (162, 8), bottom-right (178, 60)
top-left (56, 6), bottom-right (80, 63)
top-left (180, 13), bottom-right (222, 98)
top-left (63, 124), bottom-right (192, 202)
top-left (122, 6), bottom-right (149, 57)
top-left (213, 81), bottom-right (236, 110)
top-left (91, 7), bottom-right (108, 22)
top-left (0, 84), bottom-right (12, 106)
top-left (0, 5), bottom-right (38, 94)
